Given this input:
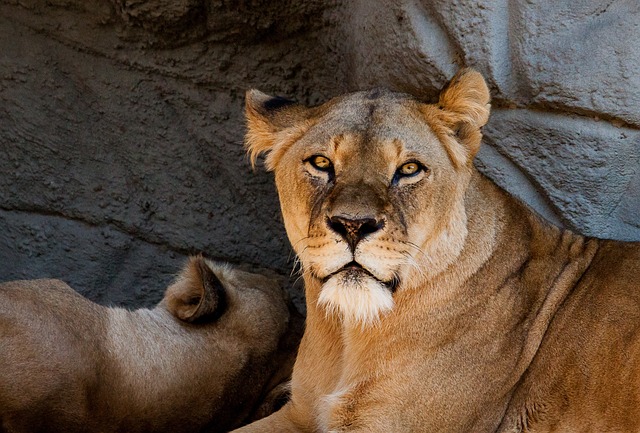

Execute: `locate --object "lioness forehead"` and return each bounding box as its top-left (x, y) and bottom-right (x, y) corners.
top-left (247, 68), bottom-right (490, 171)
top-left (303, 89), bottom-right (447, 163)
top-left (320, 89), bottom-right (425, 135)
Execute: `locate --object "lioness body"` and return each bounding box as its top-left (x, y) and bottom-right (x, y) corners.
top-left (0, 257), bottom-right (291, 433)
top-left (236, 70), bottom-right (640, 432)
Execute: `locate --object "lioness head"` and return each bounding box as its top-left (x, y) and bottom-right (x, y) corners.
top-left (246, 69), bottom-right (490, 326)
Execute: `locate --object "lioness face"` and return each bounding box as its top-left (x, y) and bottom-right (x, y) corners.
top-left (272, 96), bottom-right (470, 325)
top-left (246, 70), bottom-right (490, 326)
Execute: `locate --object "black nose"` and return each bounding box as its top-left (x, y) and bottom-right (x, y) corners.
top-left (327, 215), bottom-right (384, 251)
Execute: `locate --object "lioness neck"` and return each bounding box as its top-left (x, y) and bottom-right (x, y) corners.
top-left (101, 308), bottom-right (226, 427)
top-left (461, 170), bottom-right (599, 376)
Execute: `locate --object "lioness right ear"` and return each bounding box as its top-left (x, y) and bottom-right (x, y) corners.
top-left (164, 255), bottom-right (226, 323)
top-left (245, 90), bottom-right (313, 171)
top-left (435, 68), bottom-right (491, 165)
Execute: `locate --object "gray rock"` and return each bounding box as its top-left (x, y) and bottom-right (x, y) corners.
top-left (0, 208), bottom-right (184, 308)
top-left (482, 109), bottom-right (640, 240)
top-left (512, 0), bottom-right (640, 127)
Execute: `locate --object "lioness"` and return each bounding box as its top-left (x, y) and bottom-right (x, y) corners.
top-left (0, 256), bottom-right (292, 433)
top-left (235, 69), bottom-right (640, 432)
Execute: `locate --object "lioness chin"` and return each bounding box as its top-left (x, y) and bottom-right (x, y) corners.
top-left (234, 69), bottom-right (640, 432)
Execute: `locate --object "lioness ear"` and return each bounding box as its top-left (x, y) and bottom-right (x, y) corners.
top-left (164, 255), bottom-right (226, 323)
top-left (436, 68), bottom-right (491, 163)
top-left (245, 90), bottom-right (312, 170)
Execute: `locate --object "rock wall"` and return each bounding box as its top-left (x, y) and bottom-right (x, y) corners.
top-left (1, 0), bottom-right (638, 309)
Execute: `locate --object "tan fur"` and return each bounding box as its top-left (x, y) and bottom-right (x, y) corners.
top-left (0, 256), bottom-right (291, 433)
top-left (235, 69), bottom-right (640, 432)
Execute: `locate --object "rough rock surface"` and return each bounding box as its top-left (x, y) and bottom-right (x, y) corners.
top-left (1, 0), bottom-right (638, 311)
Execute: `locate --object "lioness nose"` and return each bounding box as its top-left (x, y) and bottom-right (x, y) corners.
top-left (327, 215), bottom-right (384, 251)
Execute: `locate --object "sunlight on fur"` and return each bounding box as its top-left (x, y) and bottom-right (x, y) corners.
top-left (407, 200), bottom-right (469, 282)
top-left (317, 273), bottom-right (394, 327)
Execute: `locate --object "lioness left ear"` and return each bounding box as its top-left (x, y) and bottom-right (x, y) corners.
top-left (245, 90), bottom-right (313, 171)
top-left (436, 68), bottom-right (491, 163)
top-left (164, 255), bottom-right (226, 323)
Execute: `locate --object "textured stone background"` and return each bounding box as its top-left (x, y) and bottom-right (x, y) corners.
top-left (1, 0), bottom-right (638, 309)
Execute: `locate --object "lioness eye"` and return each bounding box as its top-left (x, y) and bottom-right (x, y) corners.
top-left (398, 162), bottom-right (421, 176)
top-left (308, 155), bottom-right (332, 171)
top-left (392, 160), bottom-right (427, 185)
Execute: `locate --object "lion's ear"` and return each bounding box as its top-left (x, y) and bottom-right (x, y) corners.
top-left (437, 68), bottom-right (491, 161)
top-left (164, 255), bottom-right (226, 323)
top-left (245, 90), bottom-right (312, 170)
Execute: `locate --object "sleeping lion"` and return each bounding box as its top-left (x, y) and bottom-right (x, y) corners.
top-left (234, 69), bottom-right (640, 432)
top-left (0, 256), bottom-right (292, 433)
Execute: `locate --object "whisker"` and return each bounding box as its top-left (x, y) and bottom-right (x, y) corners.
top-left (292, 236), bottom-right (311, 251)
top-left (404, 241), bottom-right (428, 260)
top-left (288, 236), bottom-right (310, 266)
top-left (291, 272), bottom-right (305, 289)
top-left (290, 255), bottom-right (303, 278)
top-left (288, 236), bottom-right (311, 263)
top-left (401, 252), bottom-right (427, 280)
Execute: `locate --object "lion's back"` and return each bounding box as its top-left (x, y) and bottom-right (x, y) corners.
top-left (0, 279), bottom-right (104, 422)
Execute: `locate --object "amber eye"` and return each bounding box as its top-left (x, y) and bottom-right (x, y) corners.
top-left (398, 161), bottom-right (421, 176)
top-left (392, 160), bottom-right (426, 185)
top-left (308, 155), bottom-right (332, 171)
